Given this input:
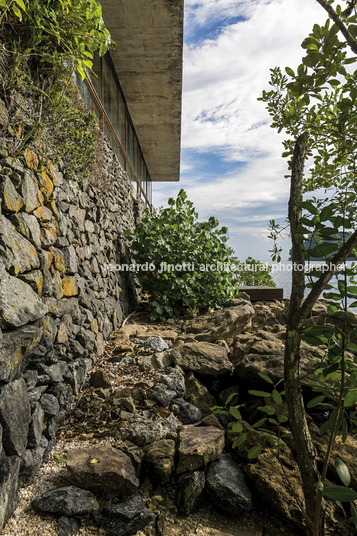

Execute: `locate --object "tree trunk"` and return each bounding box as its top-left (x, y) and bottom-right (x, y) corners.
top-left (284, 132), bottom-right (322, 535)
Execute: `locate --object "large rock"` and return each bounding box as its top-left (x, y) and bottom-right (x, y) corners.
top-left (185, 372), bottom-right (217, 416)
top-left (149, 370), bottom-right (185, 407)
top-left (0, 216), bottom-right (40, 275)
top-left (171, 398), bottom-right (202, 425)
top-left (185, 299), bottom-right (255, 343)
top-left (144, 439), bottom-right (176, 483)
top-left (66, 446), bottom-right (139, 495)
top-left (177, 425), bottom-right (225, 473)
top-left (0, 456), bottom-right (21, 532)
top-left (102, 496), bottom-right (155, 536)
top-left (176, 471), bottom-right (205, 516)
top-left (0, 379), bottom-right (31, 456)
top-left (206, 456), bottom-right (252, 513)
top-left (170, 342), bottom-right (232, 376)
top-left (0, 176), bottom-right (23, 212)
top-left (0, 263), bottom-right (47, 328)
top-left (32, 486), bottom-right (99, 516)
top-left (122, 416), bottom-right (174, 447)
top-left (0, 324), bottom-right (44, 382)
top-left (232, 329), bottom-right (318, 386)
top-left (58, 516), bottom-right (81, 536)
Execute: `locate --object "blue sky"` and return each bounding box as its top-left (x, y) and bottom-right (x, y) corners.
top-left (153, 0), bottom-right (327, 260)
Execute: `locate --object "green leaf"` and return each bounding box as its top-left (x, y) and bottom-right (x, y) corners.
top-left (285, 67), bottom-right (295, 77)
top-left (247, 445), bottom-right (262, 460)
top-left (248, 390), bottom-right (271, 398)
top-left (307, 395), bottom-right (326, 409)
top-left (351, 503), bottom-right (357, 529)
top-left (231, 422), bottom-right (243, 433)
top-left (53, 453), bottom-right (67, 464)
top-left (258, 405), bottom-right (276, 415)
top-left (257, 372), bottom-right (274, 384)
top-left (323, 485), bottom-right (357, 502)
top-left (272, 390), bottom-right (283, 405)
top-left (229, 406), bottom-right (242, 420)
top-left (252, 417), bottom-right (268, 428)
top-left (232, 433), bottom-right (247, 448)
top-left (344, 391), bottom-right (357, 408)
top-left (335, 458), bottom-right (351, 487)
top-left (14, 0), bottom-right (26, 10)
top-left (225, 392), bottom-right (239, 405)
top-left (12, 5), bottom-right (22, 19)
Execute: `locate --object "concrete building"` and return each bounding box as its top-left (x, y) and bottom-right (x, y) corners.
top-left (77, 0), bottom-right (184, 207)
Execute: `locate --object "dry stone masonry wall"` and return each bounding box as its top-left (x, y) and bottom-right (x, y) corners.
top-left (0, 132), bottom-right (142, 530)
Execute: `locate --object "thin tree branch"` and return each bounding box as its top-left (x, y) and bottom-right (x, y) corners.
top-left (295, 230), bottom-right (357, 326)
top-left (315, 0), bottom-right (357, 55)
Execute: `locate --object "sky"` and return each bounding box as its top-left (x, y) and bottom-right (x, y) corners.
top-left (152, 0), bottom-right (329, 261)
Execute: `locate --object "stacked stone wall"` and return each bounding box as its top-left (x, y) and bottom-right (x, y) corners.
top-left (0, 125), bottom-right (143, 529)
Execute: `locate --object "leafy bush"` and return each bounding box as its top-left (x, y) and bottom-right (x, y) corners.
top-left (128, 189), bottom-right (239, 320)
top-left (236, 257), bottom-right (275, 287)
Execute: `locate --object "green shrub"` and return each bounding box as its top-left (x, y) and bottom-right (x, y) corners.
top-left (127, 189), bottom-right (239, 320)
top-left (236, 257), bottom-right (275, 287)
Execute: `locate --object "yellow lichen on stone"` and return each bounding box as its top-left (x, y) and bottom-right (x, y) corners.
top-left (53, 252), bottom-right (65, 273)
top-left (39, 170), bottom-right (54, 199)
top-left (62, 276), bottom-right (78, 297)
top-left (52, 271), bottom-right (64, 299)
top-left (46, 161), bottom-right (61, 186)
top-left (3, 178), bottom-right (23, 213)
top-left (34, 206), bottom-right (53, 222)
top-left (42, 251), bottom-right (54, 270)
top-left (24, 148), bottom-right (39, 170)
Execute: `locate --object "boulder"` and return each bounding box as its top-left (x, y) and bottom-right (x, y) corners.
top-left (101, 496), bottom-right (155, 536)
top-left (142, 336), bottom-right (170, 352)
top-left (185, 372), bottom-right (217, 416)
top-left (0, 216), bottom-right (40, 275)
top-left (40, 393), bottom-right (60, 417)
top-left (0, 379), bottom-right (31, 456)
top-left (0, 263), bottom-right (47, 328)
top-left (0, 176), bottom-right (23, 212)
top-left (170, 342), bottom-right (232, 376)
top-left (171, 398), bottom-right (202, 425)
top-left (206, 456), bottom-right (252, 513)
top-left (89, 369), bottom-right (112, 388)
top-left (232, 329), bottom-right (317, 386)
top-left (149, 370), bottom-right (185, 407)
top-left (176, 471), bottom-right (205, 516)
top-left (0, 456), bottom-right (21, 532)
top-left (185, 299), bottom-right (255, 343)
top-left (0, 324), bottom-right (44, 382)
top-left (122, 416), bottom-right (174, 447)
top-left (144, 439), bottom-right (176, 483)
top-left (177, 425), bottom-right (225, 473)
top-left (58, 516), bottom-right (81, 536)
top-left (66, 446), bottom-right (139, 495)
top-left (32, 486), bottom-right (99, 516)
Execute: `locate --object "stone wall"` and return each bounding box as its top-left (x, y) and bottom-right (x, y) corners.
top-left (0, 132), bottom-right (143, 529)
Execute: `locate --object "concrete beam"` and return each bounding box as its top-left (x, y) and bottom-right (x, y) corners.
top-left (100, 0), bottom-right (184, 182)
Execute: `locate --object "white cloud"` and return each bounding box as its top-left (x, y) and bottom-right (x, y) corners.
top-left (155, 0), bottom-right (331, 258)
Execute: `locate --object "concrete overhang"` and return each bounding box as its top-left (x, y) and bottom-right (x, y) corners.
top-left (100, 0), bottom-right (184, 182)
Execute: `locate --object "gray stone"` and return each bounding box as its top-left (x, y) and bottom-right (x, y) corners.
top-left (0, 379), bottom-right (31, 456)
top-left (0, 216), bottom-right (40, 275)
top-left (171, 398), bottom-right (202, 425)
top-left (58, 516), bottom-right (81, 536)
top-left (28, 403), bottom-right (45, 449)
top-left (63, 246), bottom-right (78, 274)
top-left (32, 486), bottom-right (100, 516)
top-left (102, 496), bottom-right (155, 536)
top-left (11, 212), bottom-right (41, 248)
top-left (0, 456), bottom-right (21, 532)
top-left (149, 370), bottom-right (185, 407)
top-left (176, 471), bottom-right (205, 516)
top-left (89, 369), bottom-right (111, 388)
top-left (206, 456), bottom-right (252, 513)
top-left (40, 393), bottom-right (60, 417)
top-left (67, 446), bottom-right (139, 495)
top-left (0, 176), bottom-right (23, 212)
top-left (0, 264), bottom-right (47, 328)
top-left (143, 336), bottom-right (170, 352)
top-left (21, 172), bottom-right (42, 212)
top-left (0, 324), bottom-right (44, 382)
top-left (170, 341), bottom-right (232, 376)
top-left (122, 416), bottom-right (169, 447)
